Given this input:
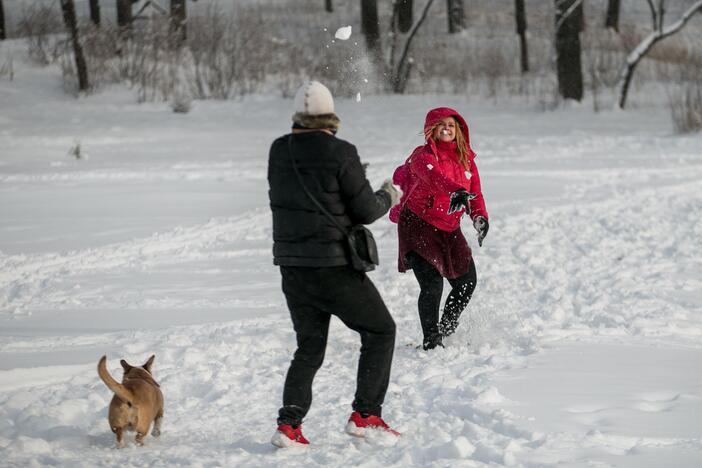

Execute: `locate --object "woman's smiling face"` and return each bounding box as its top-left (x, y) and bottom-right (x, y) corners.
top-left (433, 117), bottom-right (457, 142)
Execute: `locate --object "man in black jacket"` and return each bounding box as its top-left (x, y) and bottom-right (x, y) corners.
top-left (269, 81), bottom-right (401, 447)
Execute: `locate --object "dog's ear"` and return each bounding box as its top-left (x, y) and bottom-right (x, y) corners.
top-left (143, 355), bottom-right (155, 373)
top-left (120, 359), bottom-right (133, 372)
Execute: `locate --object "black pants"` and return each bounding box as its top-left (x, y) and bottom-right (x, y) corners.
top-left (277, 266), bottom-right (396, 427)
top-left (406, 252), bottom-right (477, 346)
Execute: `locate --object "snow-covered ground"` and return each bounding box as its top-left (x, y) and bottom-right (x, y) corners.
top-left (1, 47), bottom-right (701, 467)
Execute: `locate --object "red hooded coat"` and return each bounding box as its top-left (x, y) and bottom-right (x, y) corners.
top-left (391, 107), bottom-right (488, 232)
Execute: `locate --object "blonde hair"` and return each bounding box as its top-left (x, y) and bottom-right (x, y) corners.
top-left (424, 118), bottom-right (471, 169)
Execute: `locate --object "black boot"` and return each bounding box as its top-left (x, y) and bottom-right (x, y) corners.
top-left (422, 333), bottom-right (444, 350)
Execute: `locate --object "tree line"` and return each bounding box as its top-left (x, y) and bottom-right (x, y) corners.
top-left (1, 0), bottom-right (700, 110)
top-left (354, 0), bottom-right (700, 108)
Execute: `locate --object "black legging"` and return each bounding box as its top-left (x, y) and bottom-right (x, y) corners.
top-left (406, 251), bottom-right (477, 344)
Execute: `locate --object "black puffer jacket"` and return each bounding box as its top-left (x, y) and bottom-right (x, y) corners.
top-left (268, 131), bottom-right (391, 267)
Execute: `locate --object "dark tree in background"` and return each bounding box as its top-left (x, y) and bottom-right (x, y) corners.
top-left (116, 0), bottom-right (133, 32)
top-left (89, 0), bottom-right (101, 26)
top-left (361, 0), bottom-right (383, 66)
top-left (605, 0), bottom-right (620, 32)
top-left (575, 0), bottom-right (584, 32)
top-left (555, 0), bottom-right (583, 101)
top-left (170, 0), bottom-right (187, 44)
top-left (60, 0), bottom-right (89, 91)
top-left (0, 0), bottom-right (6, 40)
top-left (515, 0), bottom-right (528, 72)
top-left (447, 0), bottom-right (465, 33)
top-left (325, 0), bottom-right (333, 13)
top-left (390, 0), bottom-right (436, 93)
top-left (398, 0), bottom-right (413, 33)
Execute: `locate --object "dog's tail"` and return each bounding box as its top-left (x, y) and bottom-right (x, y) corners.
top-left (98, 356), bottom-right (135, 405)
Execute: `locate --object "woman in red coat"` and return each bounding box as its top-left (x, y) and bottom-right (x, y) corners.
top-left (391, 107), bottom-right (489, 350)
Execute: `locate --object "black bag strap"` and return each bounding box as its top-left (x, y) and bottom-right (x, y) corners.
top-left (288, 135), bottom-right (350, 236)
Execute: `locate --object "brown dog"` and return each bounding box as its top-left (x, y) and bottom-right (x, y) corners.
top-left (97, 355), bottom-right (164, 447)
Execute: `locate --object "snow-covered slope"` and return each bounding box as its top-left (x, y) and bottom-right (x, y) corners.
top-left (1, 53), bottom-right (701, 467)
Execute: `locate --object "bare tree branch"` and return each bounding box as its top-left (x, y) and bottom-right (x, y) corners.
top-left (617, 0), bottom-right (702, 108)
top-left (645, 0), bottom-right (658, 30)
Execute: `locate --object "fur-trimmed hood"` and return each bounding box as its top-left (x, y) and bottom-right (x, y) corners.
top-left (292, 112), bottom-right (340, 134)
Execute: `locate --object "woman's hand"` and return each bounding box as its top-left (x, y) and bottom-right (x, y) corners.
top-left (447, 189), bottom-right (476, 215)
top-left (473, 216), bottom-right (489, 246)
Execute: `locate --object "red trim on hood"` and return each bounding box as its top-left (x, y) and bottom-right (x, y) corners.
top-left (423, 107), bottom-right (475, 160)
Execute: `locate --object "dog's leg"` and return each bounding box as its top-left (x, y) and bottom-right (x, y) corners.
top-left (135, 415), bottom-right (151, 446)
top-left (114, 427), bottom-right (125, 448)
top-left (152, 411), bottom-right (163, 437)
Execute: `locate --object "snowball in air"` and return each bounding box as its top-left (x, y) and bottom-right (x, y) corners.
top-left (335, 26), bottom-right (352, 40)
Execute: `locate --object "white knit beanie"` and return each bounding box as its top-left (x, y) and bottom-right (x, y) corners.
top-left (292, 81), bottom-right (340, 133)
top-left (294, 81), bottom-right (334, 115)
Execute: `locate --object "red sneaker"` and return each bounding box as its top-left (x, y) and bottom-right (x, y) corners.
top-left (345, 412), bottom-right (401, 437)
top-left (271, 424), bottom-right (310, 448)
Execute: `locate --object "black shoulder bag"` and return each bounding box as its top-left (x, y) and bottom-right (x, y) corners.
top-left (288, 136), bottom-right (379, 272)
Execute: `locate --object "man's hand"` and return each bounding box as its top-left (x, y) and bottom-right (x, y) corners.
top-left (447, 189), bottom-right (476, 215)
top-left (381, 179), bottom-right (402, 206)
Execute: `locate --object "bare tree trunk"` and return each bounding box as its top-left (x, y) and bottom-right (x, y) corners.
top-left (575, 0), bottom-right (585, 32)
top-left (398, 0), bottom-right (413, 33)
top-left (392, 0), bottom-right (436, 93)
top-left (0, 0), bottom-right (6, 40)
top-left (617, 0), bottom-right (702, 108)
top-left (89, 0), bottom-right (100, 26)
top-left (116, 0), bottom-right (133, 34)
top-left (60, 0), bottom-right (89, 92)
top-left (555, 0), bottom-right (583, 101)
top-left (361, 0), bottom-right (383, 67)
top-left (325, 0), bottom-right (333, 13)
top-left (617, 58), bottom-right (639, 110)
top-left (447, 0), bottom-right (465, 33)
top-left (515, 0), bottom-right (528, 72)
top-left (171, 0), bottom-right (187, 44)
top-left (605, 0), bottom-right (620, 32)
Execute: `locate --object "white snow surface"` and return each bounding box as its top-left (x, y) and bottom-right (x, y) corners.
top-left (1, 51), bottom-right (702, 467)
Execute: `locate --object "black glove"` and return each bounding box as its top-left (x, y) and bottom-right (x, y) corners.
top-left (473, 216), bottom-right (489, 246)
top-left (447, 189), bottom-right (476, 215)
